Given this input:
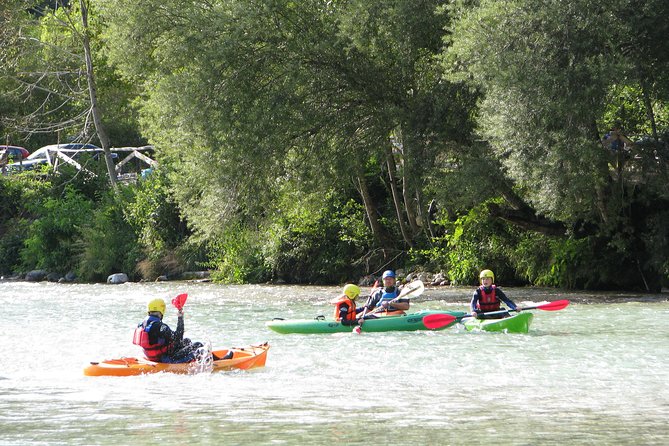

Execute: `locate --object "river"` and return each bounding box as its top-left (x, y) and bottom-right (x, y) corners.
top-left (1, 281), bottom-right (667, 445)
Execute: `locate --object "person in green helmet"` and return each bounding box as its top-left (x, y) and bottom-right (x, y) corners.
top-left (470, 269), bottom-right (518, 318)
top-left (332, 284), bottom-right (366, 326)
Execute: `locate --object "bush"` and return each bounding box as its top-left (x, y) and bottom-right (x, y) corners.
top-left (21, 186), bottom-right (94, 273)
top-left (123, 171), bottom-right (193, 280)
top-left (76, 191), bottom-right (141, 282)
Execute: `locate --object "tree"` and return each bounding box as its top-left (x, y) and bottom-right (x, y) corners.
top-left (102, 0), bottom-right (475, 268)
top-left (0, 0), bottom-right (139, 184)
top-left (445, 0), bottom-right (669, 290)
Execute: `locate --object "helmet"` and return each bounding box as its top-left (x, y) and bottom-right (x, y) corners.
top-left (382, 270), bottom-right (396, 279)
top-left (479, 269), bottom-right (495, 281)
top-left (343, 284), bottom-right (360, 300)
top-left (147, 298), bottom-right (166, 315)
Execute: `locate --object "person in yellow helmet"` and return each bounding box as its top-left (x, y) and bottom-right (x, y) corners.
top-left (332, 284), bottom-right (367, 326)
top-left (132, 297), bottom-right (216, 363)
top-left (470, 269), bottom-right (518, 318)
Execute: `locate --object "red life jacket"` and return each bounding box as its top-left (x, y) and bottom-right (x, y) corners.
top-left (132, 318), bottom-right (169, 361)
top-left (333, 295), bottom-right (357, 322)
top-left (477, 285), bottom-right (500, 312)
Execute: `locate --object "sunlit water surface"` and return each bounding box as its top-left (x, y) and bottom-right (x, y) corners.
top-left (1, 282), bottom-right (667, 445)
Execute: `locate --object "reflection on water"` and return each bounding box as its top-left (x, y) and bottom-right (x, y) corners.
top-left (0, 282), bottom-right (668, 445)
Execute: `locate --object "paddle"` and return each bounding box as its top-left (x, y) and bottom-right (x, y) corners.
top-left (353, 280), bottom-right (379, 334)
top-left (366, 280), bottom-right (426, 317)
top-left (462, 299), bottom-right (571, 319)
top-left (423, 299), bottom-right (569, 330)
top-left (171, 293), bottom-right (188, 311)
top-left (422, 313), bottom-right (457, 330)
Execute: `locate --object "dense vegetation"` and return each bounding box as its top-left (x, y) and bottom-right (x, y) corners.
top-left (1, 0), bottom-right (668, 290)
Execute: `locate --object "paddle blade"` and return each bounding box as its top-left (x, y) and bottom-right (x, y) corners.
top-left (171, 293), bottom-right (188, 310)
top-left (423, 313), bottom-right (457, 330)
top-left (399, 280), bottom-right (425, 299)
top-left (536, 299), bottom-right (570, 311)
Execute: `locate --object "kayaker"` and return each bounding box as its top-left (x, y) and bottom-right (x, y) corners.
top-left (470, 269), bottom-right (518, 319)
top-left (364, 270), bottom-right (410, 315)
top-left (133, 298), bottom-right (214, 363)
top-left (332, 284), bottom-right (366, 326)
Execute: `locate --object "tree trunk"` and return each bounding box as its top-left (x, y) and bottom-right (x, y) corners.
top-left (640, 79), bottom-right (659, 142)
top-left (80, 0), bottom-right (117, 187)
top-left (386, 145), bottom-right (413, 247)
top-left (401, 154), bottom-right (421, 236)
top-left (356, 175), bottom-right (389, 249)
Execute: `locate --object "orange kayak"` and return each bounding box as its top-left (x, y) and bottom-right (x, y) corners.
top-left (84, 343), bottom-right (269, 376)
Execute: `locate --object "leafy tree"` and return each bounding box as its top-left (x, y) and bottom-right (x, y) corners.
top-left (102, 0), bottom-right (475, 276)
top-left (444, 0), bottom-right (669, 289)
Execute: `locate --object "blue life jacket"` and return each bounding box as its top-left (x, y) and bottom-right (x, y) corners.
top-left (377, 287), bottom-right (400, 307)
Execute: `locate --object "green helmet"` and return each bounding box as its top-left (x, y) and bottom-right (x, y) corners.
top-left (343, 284), bottom-right (360, 300)
top-left (147, 298), bottom-right (166, 316)
top-left (479, 269), bottom-right (495, 282)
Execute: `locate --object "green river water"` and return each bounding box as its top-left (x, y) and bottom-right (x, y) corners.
top-left (1, 281), bottom-right (667, 445)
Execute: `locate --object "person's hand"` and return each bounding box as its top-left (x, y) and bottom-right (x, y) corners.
top-left (381, 301), bottom-right (389, 309)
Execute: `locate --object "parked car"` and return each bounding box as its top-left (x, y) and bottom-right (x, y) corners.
top-left (6, 143), bottom-right (116, 172)
top-left (0, 145), bottom-right (30, 160)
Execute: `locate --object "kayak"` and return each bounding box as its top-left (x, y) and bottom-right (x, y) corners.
top-left (83, 343), bottom-right (269, 376)
top-left (266, 310), bottom-right (466, 334)
top-left (461, 312), bottom-right (533, 333)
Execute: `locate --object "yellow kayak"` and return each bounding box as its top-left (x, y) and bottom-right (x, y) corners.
top-left (84, 343), bottom-right (269, 376)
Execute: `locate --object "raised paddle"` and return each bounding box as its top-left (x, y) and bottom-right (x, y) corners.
top-left (353, 280), bottom-right (379, 334)
top-left (365, 280), bottom-right (426, 317)
top-left (422, 313), bottom-right (457, 330)
top-left (171, 293), bottom-right (188, 311)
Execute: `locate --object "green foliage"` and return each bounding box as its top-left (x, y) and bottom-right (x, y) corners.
top-left (0, 219), bottom-right (30, 275)
top-left (266, 193), bottom-right (373, 284)
top-left (76, 192), bottom-right (141, 282)
top-left (122, 170), bottom-right (191, 279)
top-left (411, 202), bottom-right (520, 285)
top-left (207, 225), bottom-right (270, 285)
top-left (0, 174), bottom-right (51, 274)
top-left (20, 185), bottom-right (94, 273)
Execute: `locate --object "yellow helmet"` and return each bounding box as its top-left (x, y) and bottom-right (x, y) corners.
top-left (147, 298), bottom-right (166, 315)
top-left (479, 269), bottom-right (495, 282)
top-left (343, 284), bottom-right (360, 300)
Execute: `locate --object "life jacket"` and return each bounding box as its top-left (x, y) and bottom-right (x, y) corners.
top-left (377, 287), bottom-right (400, 307)
top-left (333, 295), bottom-right (357, 322)
top-left (132, 316), bottom-right (169, 361)
top-left (477, 285), bottom-right (500, 312)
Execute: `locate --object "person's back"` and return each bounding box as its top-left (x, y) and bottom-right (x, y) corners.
top-left (133, 297), bottom-right (206, 363)
top-left (133, 299), bottom-right (174, 361)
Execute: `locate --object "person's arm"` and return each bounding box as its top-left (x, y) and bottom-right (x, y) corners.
top-left (470, 290), bottom-right (480, 313)
top-left (385, 299), bottom-right (410, 311)
top-left (173, 311), bottom-right (185, 345)
top-left (496, 289), bottom-right (517, 311)
top-left (365, 291), bottom-right (381, 310)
